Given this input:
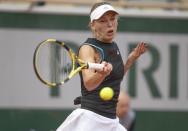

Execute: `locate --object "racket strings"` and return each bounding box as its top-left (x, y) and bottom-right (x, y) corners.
top-left (36, 41), bottom-right (72, 86)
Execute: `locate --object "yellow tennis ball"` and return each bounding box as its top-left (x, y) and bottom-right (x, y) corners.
top-left (100, 87), bottom-right (114, 101)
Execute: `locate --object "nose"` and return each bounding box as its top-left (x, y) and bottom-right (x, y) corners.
top-left (107, 20), bottom-right (113, 27)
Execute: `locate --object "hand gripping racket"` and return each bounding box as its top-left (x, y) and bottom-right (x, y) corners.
top-left (33, 39), bottom-right (104, 87)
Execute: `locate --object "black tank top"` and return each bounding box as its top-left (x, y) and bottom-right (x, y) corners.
top-left (79, 38), bottom-right (124, 119)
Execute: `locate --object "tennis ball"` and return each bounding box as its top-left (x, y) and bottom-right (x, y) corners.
top-left (99, 87), bottom-right (114, 101)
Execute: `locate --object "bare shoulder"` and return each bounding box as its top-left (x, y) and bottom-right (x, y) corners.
top-left (79, 44), bottom-right (95, 54)
top-left (79, 43), bottom-right (95, 61)
top-left (79, 44), bottom-right (94, 51)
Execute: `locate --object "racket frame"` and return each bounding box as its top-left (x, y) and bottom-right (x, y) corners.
top-left (33, 39), bottom-right (90, 87)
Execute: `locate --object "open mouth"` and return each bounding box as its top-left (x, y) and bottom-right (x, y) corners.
top-left (107, 29), bottom-right (114, 36)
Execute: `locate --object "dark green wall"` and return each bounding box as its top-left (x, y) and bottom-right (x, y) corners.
top-left (0, 109), bottom-right (72, 131)
top-left (1, 11), bottom-right (188, 33)
top-left (0, 109), bottom-right (187, 131)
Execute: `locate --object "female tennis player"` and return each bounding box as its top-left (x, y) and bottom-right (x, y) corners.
top-left (56, 2), bottom-right (147, 131)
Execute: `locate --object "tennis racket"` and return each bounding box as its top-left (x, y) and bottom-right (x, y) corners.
top-left (33, 39), bottom-right (104, 87)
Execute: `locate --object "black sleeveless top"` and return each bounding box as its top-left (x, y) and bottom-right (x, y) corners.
top-left (79, 38), bottom-right (124, 119)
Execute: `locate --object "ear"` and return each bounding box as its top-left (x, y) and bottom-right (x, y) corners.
top-left (90, 22), bottom-right (95, 31)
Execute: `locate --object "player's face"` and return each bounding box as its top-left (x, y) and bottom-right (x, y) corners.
top-left (92, 11), bottom-right (118, 43)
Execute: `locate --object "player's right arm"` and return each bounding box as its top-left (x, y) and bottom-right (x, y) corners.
top-left (79, 44), bottom-right (112, 91)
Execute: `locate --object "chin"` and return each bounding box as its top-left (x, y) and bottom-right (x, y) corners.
top-left (105, 37), bottom-right (114, 43)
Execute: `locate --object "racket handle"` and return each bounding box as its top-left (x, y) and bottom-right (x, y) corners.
top-left (87, 62), bottom-right (104, 70)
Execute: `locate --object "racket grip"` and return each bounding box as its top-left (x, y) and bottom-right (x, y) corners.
top-left (87, 62), bottom-right (104, 70)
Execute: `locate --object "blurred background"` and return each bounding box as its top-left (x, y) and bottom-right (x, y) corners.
top-left (0, 0), bottom-right (188, 131)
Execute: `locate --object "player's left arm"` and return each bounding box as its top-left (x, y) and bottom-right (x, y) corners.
top-left (79, 44), bottom-right (112, 91)
top-left (124, 42), bottom-right (148, 74)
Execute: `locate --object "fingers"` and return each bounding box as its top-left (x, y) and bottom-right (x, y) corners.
top-left (133, 42), bottom-right (148, 56)
top-left (141, 42), bottom-right (148, 53)
top-left (99, 61), bottom-right (113, 76)
top-left (102, 61), bottom-right (113, 72)
top-left (137, 42), bottom-right (148, 51)
top-left (128, 42), bottom-right (148, 60)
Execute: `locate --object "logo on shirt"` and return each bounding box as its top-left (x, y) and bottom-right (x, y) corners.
top-left (108, 49), bottom-right (120, 57)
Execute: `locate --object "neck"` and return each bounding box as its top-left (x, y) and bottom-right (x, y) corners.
top-left (94, 37), bottom-right (113, 44)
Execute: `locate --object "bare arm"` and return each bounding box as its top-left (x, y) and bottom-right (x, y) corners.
top-left (79, 44), bottom-right (112, 91)
top-left (124, 42), bottom-right (148, 74)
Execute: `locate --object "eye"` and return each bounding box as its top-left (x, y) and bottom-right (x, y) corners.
top-left (110, 16), bottom-right (116, 21)
top-left (111, 17), bottom-right (115, 20)
top-left (99, 19), bottom-right (106, 23)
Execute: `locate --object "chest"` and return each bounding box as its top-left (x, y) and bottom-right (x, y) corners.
top-left (102, 45), bottom-right (124, 80)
